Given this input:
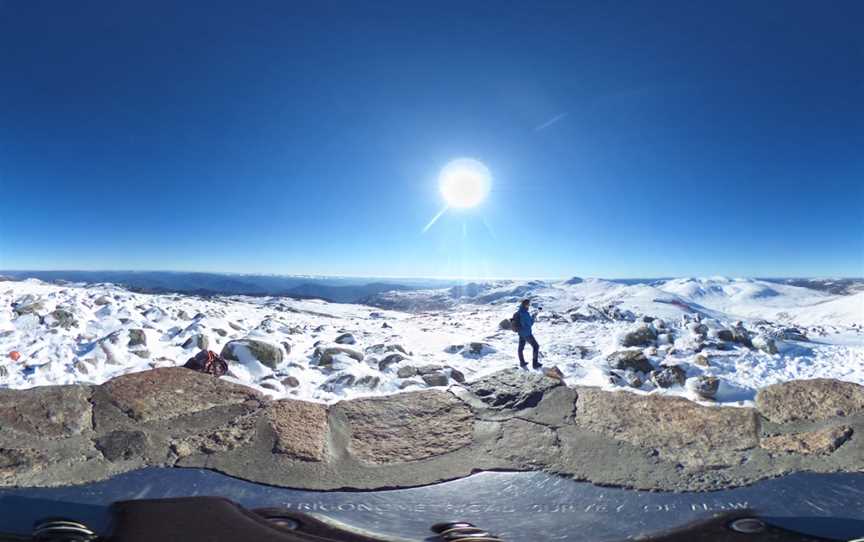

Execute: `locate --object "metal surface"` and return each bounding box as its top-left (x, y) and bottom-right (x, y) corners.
top-left (0, 468), bottom-right (863, 541)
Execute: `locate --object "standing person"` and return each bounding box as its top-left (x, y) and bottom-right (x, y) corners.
top-left (513, 298), bottom-right (542, 369)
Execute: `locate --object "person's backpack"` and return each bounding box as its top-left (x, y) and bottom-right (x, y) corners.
top-left (184, 350), bottom-right (228, 377)
top-left (510, 311), bottom-right (521, 333)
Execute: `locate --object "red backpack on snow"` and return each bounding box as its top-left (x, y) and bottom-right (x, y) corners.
top-left (184, 350), bottom-right (228, 377)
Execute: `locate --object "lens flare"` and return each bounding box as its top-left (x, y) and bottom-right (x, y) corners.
top-left (439, 158), bottom-right (492, 209)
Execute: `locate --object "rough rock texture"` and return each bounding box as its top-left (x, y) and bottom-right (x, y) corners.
top-left (606, 350), bottom-right (653, 374)
top-left (172, 413), bottom-right (260, 457)
top-left (463, 368), bottom-right (561, 409)
top-left (45, 309), bottom-right (77, 329)
top-left (95, 430), bottom-right (148, 461)
top-left (687, 376), bottom-right (720, 399)
top-left (0, 386), bottom-right (92, 438)
top-left (761, 426), bottom-right (853, 455)
top-left (575, 388), bottom-right (760, 467)
top-left (1, 367), bottom-right (862, 493)
top-left (650, 365), bottom-right (686, 388)
top-left (620, 324), bottom-right (657, 347)
top-left (397, 366), bottom-right (417, 378)
top-left (337, 390), bottom-right (473, 463)
top-left (755, 379), bottom-right (864, 423)
top-left (492, 418), bottom-right (559, 465)
top-left (609, 370), bottom-right (642, 389)
top-left (422, 372), bottom-right (449, 387)
top-left (316, 345), bottom-right (364, 366)
top-left (266, 400), bottom-right (328, 461)
top-left (95, 367), bottom-right (262, 423)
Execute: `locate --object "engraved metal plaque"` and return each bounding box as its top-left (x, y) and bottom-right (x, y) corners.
top-left (0, 468), bottom-right (862, 540)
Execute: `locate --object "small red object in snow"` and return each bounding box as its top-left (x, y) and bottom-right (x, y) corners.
top-left (184, 350), bottom-right (228, 377)
top-left (9, 351), bottom-right (21, 362)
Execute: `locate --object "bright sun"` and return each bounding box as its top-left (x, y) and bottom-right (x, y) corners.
top-left (439, 158), bottom-right (492, 209)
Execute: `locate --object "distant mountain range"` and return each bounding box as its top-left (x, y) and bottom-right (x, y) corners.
top-left (0, 271), bottom-right (860, 304)
top-left (760, 278), bottom-right (864, 296)
top-left (0, 270), bottom-right (460, 303)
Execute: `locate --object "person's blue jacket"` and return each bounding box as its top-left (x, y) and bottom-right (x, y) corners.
top-left (517, 306), bottom-right (534, 337)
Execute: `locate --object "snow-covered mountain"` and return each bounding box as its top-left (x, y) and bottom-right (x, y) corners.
top-left (1, 276), bottom-right (861, 406)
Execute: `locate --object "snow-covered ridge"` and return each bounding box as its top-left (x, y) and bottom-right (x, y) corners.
top-left (1, 276), bottom-right (861, 405)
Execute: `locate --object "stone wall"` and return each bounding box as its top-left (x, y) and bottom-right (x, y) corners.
top-left (1, 367), bottom-right (861, 491)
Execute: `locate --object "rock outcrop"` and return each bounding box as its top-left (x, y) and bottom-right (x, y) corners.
top-left (760, 426), bottom-right (853, 455)
top-left (463, 368), bottom-right (561, 409)
top-left (620, 324), bottom-right (657, 347)
top-left (0, 368), bottom-right (861, 493)
top-left (315, 345), bottom-right (364, 366)
top-left (755, 379), bottom-right (864, 423)
top-left (94, 367), bottom-right (262, 423)
top-left (335, 390), bottom-right (473, 463)
top-left (221, 339), bottom-right (283, 369)
top-left (574, 388), bottom-right (760, 468)
top-left (266, 400), bottom-right (328, 461)
top-left (606, 350), bottom-right (653, 373)
top-left (0, 386), bottom-right (92, 438)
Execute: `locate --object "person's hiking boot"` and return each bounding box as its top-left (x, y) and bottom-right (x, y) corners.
top-left (519, 362), bottom-right (528, 369)
top-left (532, 362), bottom-right (543, 370)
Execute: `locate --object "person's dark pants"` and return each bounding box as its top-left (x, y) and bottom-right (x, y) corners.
top-left (518, 334), bottom-right (540, 366)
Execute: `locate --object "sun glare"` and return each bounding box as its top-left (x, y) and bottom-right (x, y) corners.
top-left (439, 158), bottom-right (492, 209)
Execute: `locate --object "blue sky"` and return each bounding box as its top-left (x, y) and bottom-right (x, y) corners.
top-left (1, 1), bottom-right (862, 279)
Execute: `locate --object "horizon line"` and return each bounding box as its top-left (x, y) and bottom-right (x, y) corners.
top-left (2, 269), bottom-right (862, 282)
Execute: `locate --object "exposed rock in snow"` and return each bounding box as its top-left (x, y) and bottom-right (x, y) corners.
top-left (13, 300), bottom-right (44, 316)
top-left (609, 370), bottom-right (642, 389)
top-left (128, 329), bottom-right (147, 347)
top-left (378, 352), bottom-right (407, 371)
top-left (650, 365), bottom-right (686, 388)
top-left (607, 350), bottom-right (654, 374)
top-left (182, 334), bottom-right (209, 351)
top-left (222, 339), bottom-right (283, 369)
top-left (687, 375), bottom-right (720, 399)
top-left (316, 344), bottom-right (364, 366)
top-left (752, 334), bottom-right (779, 355)
top-left (619, 324), bottom-right (657, 347)
top-left (421, 372), bottom-right (449, 387)
top-left (334, 332), bottom-right (356, 344)
top-left (0, 277), bottom-right (860, 406)
top-left (396, 366), bottom-right (417, 379)
top-left (44, 308), bottom-right (76, 329)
